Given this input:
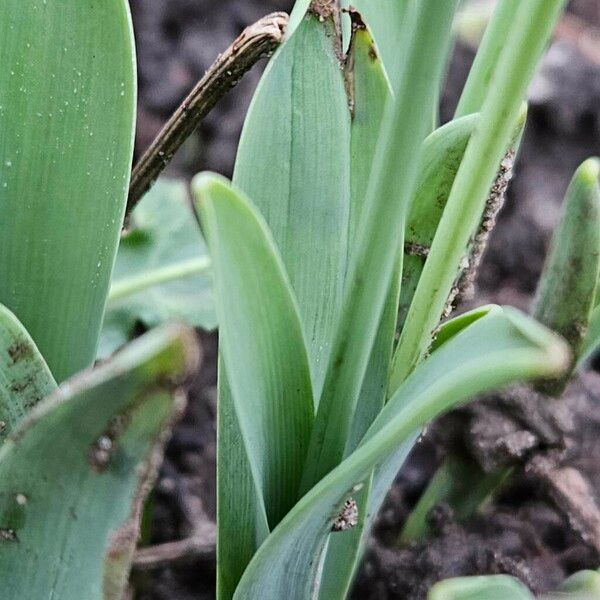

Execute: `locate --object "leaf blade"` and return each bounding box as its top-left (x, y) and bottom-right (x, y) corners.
top-left (233, 309), bottom-right (569, 599)
top-left (0, 0), bottom-right (137, 381)
top-left (0, 325), bottom-right (197, 600)
top-left (193, 173), bottom-right (314, 528)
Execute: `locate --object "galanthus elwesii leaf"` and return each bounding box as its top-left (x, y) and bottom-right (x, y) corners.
top-left (233, 7), bottom-right (351, 397)
top-left (399, 114), bottom-right (479, 328)
top-left (533, 158), bottom-right (600, 378)
top-left (428, 575), bottom-right (534, 600)
top-left (391, 0), bottom-right (567, 390)
top-left (343, 0), bottom-right (407, 87)
top-left (300, 0), bottom-right (459, 497)
top-left (0, 324), bottom-right (198, 600)
top-left (234, 308), bottom-right (569, 599)
top-left (193, 173), bottom-right (314, 528)
top-left (99, 178), bottom-right (216, 359)
top-left (0, 0), bottom-right (136, 381)
top-left (0, 304), bottom-right (56, 440)
top-left (318, 20), bottom-right (394, 600)
top-left (455, 0), bottom-right (522, 118)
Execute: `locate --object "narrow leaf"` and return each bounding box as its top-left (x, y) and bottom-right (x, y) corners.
top-left (0, 0), bottom-right (136, 381)
top-left (399, 114), bottom-right (479, 328)
top-left (455, 0), bottom-right (522, 118)
top-left (301, 0), bottom-right (459, 493)
top-left (193, 173), bottom-right (314, 528)
top-left (0, 324), bottom-right (197, 600)
top-left (318, 20), bottom-right (394, 599)
top-left (100, 178), bottom-right (216, 359)
top-left (0, 304), bottom-right (56, 440)
top-left (392, 0), bottom-right (567, 390)
top-left (234, 308), bottom-right (569, 598)
top-left (533, 158), bottom-right (600, 373)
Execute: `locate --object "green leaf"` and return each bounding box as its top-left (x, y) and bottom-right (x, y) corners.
top-left (533, 158), bottom-right (600, 375)
top-left (428, 575), bottom-right (534, 600)
top-left (344, 1), bottom-right (408, 87)
top-left (233, 10), bottom-right (351, 396)
top-left (455, 0), bottom-right (522, 118)
top-left (0, 0), bottom-right (136, 381)
top-left (318, 22), bottom-right (394, 599)
top-left (0, 324), bottom-right (197, 600)
top-left (99, 178), bottom-right (216, 359)
top-left (215, 366), bottom-right (269, 600)
top-left (580, 303), bottom-right (600, 365)
top-left (0, 304), bottom-right (56, 440)
top-left (300, 0), bottom-right (459, 495)
top-left (559, 570), bottom-right (600, 595)
top-left (399, 114), bottom-right (479, 328)
top-left (192, 173), bottom-right (314, 528)
top-left (391, 0), bottom-right (567, 390)
top-left (233, 308), bottom-right (569, 598)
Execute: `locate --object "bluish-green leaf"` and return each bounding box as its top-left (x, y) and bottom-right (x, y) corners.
top-left (99, 178), bottom-right (215, 359)
top-left (234, 308), bottom-right (568, 598)
top-left (233, 10), bottom-right (350, 397)
top-left (0, 324), bottom-right (197, 600)
top-left (0, 0), bottom-right (136, 381)
top-left (300, 0), bottom-right (459, 495)
top-left (193, 173), bottom-right (314, 529)
top-left (318, 22), bottom-right (394, 599)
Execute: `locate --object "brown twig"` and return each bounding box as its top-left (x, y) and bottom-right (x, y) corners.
top-left (127, 12), bottom-right (289, 214)
top-left (132, 526), bottom-right (216, 572)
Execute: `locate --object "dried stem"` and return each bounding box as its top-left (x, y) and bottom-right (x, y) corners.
top-left (127, 12), bottom-right (289, 214)
top-left (132, 526), bottom-right (216, 572)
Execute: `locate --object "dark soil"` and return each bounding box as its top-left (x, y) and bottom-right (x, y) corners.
top-left (128, 1), bottom-right (600, 598)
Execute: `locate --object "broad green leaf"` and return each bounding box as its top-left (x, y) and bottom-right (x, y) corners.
top-left (216, 11), bottom-right (349, 595)
top-left (193, 173), bottom-right (314, 528)
top-left (234, 308), bottom-right (569, 598)
top-left (0, 304), bottom-right (56, 440)
top-left (533, 158), bottom-right (600, 376)
top-left (399, 114), bottom-right (479, 328)
top-left (0, 0), bottom-right (136, 381)
top-left (234, 10), bottom-right (351, 396)
top-left (392, 0), bottom-right (567, 391)
top-left (99, 178), bottom-right (216, 359)
top-left (318, 23), bottom-right (394, 599)
top-left (301, 0), bottom-right (459, 494)
top-left (428, 575), bottom-right (534, 600)
top-left (0, 324), bottom-right (197, 600)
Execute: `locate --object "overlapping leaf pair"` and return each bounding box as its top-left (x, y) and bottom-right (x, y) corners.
top-left (191, 1), bottom-right (572, 597)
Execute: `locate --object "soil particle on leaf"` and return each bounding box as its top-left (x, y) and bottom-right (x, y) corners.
top-left (7, 341), bottom-right (31, 365)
